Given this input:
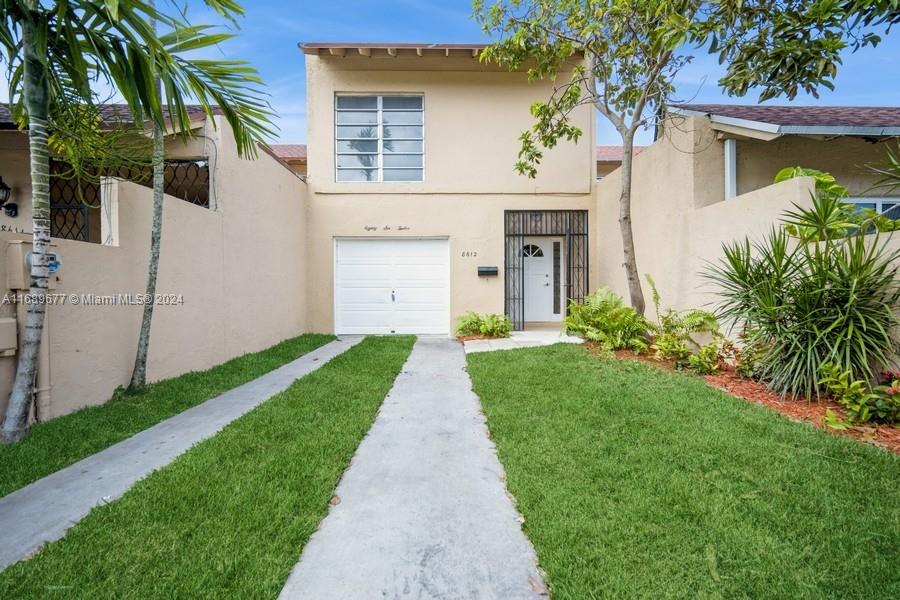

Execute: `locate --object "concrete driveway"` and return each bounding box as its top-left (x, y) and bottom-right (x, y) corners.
top-left (279, 336), bottom-right (547, 599)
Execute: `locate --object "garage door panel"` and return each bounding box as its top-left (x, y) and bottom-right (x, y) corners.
top-left (335, 239), bottom-right (449, 335)
top-left (395, 288), bottom-right (446, 305)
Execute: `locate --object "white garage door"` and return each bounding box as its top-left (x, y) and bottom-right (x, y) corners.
top-left (334, 238), bottom-right (450, 335)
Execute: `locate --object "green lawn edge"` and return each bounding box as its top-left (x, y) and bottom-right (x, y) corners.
top-left (0, 333), bottom-right (335, 497)
top-left (467, 344), bottom-right (900, 600)
top-left (0, 335), bottom-right (415, 598)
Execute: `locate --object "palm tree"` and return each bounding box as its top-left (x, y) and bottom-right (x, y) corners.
top-left (0, 1), bottom-right (274, 442)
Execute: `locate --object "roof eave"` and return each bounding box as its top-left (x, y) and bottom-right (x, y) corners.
top-left (669, 106), bottom-right (900, 138)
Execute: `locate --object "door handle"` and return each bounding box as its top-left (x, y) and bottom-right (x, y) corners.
top-left (391, 290), bottom-right (396, 302)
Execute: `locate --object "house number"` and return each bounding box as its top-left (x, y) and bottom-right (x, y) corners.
top-left (461, 251), bottom-right (478, 257)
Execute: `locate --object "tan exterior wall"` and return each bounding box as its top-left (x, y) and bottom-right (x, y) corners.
top-left (595, 113), bottom-right (891, 316)
top-left (304, 53), bottom-right (595, 333)
top-left (304, 194), bottom-right (597, 332)
top-left (736, 135), bottom-right (894, 197)
top-left (0, 117), bottom-right (307, 419)
top-left (305, 54), bottom-right (594, 195)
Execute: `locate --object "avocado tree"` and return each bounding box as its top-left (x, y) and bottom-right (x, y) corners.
top-left (474, 0), bottom-right (900, 315)
top-left (0, 0), bottom-right (274, 443)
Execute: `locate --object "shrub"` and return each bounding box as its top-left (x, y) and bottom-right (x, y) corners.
top-left (565, 288), bottom-right (649, 353)
top-left (706, 174), bottom-right (900, 398)
top-left (455, 312), bottom-right (512, 338)
top-left (687, 343), bottom-right (722, 375)
top-left (645, 274), bottom-right (719, 366)
top-left (819, 363), bottom-right (900, 425)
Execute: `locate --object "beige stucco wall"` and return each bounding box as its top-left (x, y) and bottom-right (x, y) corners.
top-left (0, 117), bottom-right (307, 419)
top-left (304, 194), bottom-right (597, 332)
top-left (593, 113), bottom-right (888, 315)
top-left (736, 135), bottom-right (894, 197)
top-left (304, 52), bottom-right (595, 333)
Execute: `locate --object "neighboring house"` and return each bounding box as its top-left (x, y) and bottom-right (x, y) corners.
top-left (301, 42), bottom-right (595, 335)
top-left (595, 103), bottom-right (900, 313)
top-left (270, 144), bottom-right (308, 177)
top-left (0, 105), bottom-right (307, 419)
top-left (596, 145), bottom-right (645, 179)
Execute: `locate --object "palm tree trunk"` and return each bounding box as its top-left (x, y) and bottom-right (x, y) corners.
top-left (618, 133), bottom-right (646, 315)
top-left (128, 7), bottom-right (164, 392)
top-left (1, 19), bottom-right (52, 443)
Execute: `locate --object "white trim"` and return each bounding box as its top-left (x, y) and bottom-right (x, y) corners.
top-left (669, 106), bottom-right (900, 137)
top-left (846, 197), bottom-right (900, 214)
top-left (724, 138), bottom-right (737, 200)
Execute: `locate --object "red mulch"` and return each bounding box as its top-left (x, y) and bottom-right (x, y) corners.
top-left (602, 346), bottom-right (900, 454)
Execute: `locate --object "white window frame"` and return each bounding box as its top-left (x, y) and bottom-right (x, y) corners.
top-left (334, 94), bottom-right (425, 183)
top-left (846, 197), bottom-right (900, 214)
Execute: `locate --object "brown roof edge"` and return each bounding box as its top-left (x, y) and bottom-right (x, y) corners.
top-left (257, 143), bottom-right (306, 181)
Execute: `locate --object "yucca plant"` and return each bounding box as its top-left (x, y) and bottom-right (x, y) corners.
top-left (706, 186), bottom-right (900, 398)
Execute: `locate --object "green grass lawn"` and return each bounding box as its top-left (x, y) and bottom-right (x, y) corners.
top-left (467, 344), bottom-right (900, 600)
top-left (0, 335), bottom-right (414, 598)
top-left (0, 333), bottom-right (334, 497)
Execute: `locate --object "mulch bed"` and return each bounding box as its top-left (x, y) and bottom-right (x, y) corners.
top-left (602, 346), bottom-right (900, 454)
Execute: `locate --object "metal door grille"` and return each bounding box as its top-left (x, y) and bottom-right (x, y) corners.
top-left (504, 210), bottom-right (589, 330)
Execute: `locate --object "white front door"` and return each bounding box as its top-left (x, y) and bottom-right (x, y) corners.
top-left (523, 237), bottom-right (561, 322)
top-left (334, 238), bottom-right (449, 334)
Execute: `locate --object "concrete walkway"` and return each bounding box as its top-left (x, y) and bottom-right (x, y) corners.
top-left (464, 329), bottom-right (582, 354)
top-left (279, 337), bottom-right (546, 599)
top-left (0, 336), bottom-right (362, 571)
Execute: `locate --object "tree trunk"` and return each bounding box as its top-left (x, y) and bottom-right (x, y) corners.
top-left (128, 7), bottom-right (164, 392)
top-left (1, 20), bottom-right (51, 443)
top-left (618, 133), bottom-right (646, 315)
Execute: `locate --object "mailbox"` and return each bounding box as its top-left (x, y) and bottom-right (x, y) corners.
top-left (477, 266), bottom-right (499, 277)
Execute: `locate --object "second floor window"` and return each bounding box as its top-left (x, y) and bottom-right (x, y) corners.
top-left (335, 95), bottom-right (424, 182)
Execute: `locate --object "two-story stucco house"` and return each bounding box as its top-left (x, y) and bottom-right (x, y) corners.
top-left (300, 42), bottom-right (596, 334)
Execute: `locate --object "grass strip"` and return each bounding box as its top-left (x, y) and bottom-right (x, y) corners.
top-left (467, 344), bottom-right (900, 599)
top-left (0, 335), bottom-right (414, 598)
top-left (0, 333), bottom-right (335, 497)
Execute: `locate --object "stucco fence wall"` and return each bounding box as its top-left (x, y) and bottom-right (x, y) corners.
top-left (595, 152), bottom-right (817, 315)
top-left (0, 117), bottom-right (308, 419)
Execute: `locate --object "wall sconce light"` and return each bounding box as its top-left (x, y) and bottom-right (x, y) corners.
top-left (0, 177), bottom-right (10, 205)
top-left (0, 177), bottom-right (17, 217)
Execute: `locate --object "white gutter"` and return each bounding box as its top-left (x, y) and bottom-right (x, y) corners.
top-left (668, 106), bottom-right (900, 137)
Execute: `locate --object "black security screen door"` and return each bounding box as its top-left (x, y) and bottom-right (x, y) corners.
top-left (504, 210), bottom-right (589, 330)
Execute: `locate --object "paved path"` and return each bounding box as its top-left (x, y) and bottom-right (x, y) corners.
top-left (279, 337), bottom-right (547, 600)
top-left (0, 336), bottom-right (362, 571)
top-left (464, 329), bottom-right (582, 354)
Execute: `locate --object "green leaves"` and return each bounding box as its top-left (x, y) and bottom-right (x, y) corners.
top-left (706, 174), bottom-right (900, 399)
top-left (4, 0), bottom-right (274, 158)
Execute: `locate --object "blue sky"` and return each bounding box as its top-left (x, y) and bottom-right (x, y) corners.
top-left (8, 1), bottom-right (900, 146)
top-left (228, 0), bottom-right (900, 145)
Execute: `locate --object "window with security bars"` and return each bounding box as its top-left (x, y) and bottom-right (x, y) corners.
top-left (335, 95), bottom-right (424, 182)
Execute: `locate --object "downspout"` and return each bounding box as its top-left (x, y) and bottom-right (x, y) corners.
top-left (724, 138), bottom-right (737, 199)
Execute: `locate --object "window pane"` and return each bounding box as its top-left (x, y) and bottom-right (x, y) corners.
top-left (336, 125), bottom-right (378, 139)
top-left (383, 154), bottom-right (422, 168)
top-left (336, 140), bottom-right (378, 153)
top-left (336, 110), bottom-right (377, 125)
top-left (383, 140), bottom-right (423, 153)
top-left (383, 96), bottom-right (423, 109)
top-left (384, 125), bottom-right (423, 139)
top-left (383, 168), bottom-right (423, 181)
top-left (337, 168), bottom-right (378, 182)
top-left (853, 202), bottom-right (877, 211)
top-left (337, 154), bottom-right (378, 168)
top-left (336, 96), bottom-right (377, 109)
top-left (382, 111), bottom-right (422, 125)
